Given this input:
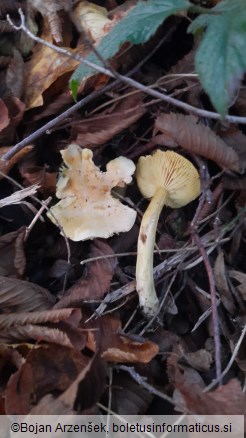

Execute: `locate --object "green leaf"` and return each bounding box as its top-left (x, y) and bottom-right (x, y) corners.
top-left (70, 79), bottom-right (79, 101)
top-left (189, 0), bottom-right (246, 116)
top-left (69, 0), bottom-right (190, 96)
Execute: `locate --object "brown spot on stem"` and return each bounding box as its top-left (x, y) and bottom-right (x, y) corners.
top-left (140, 233), bottom-right (147, 243)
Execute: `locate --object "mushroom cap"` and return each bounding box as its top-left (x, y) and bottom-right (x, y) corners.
top-left (136, 150), bottom-right (201, 208)
top-left (48, 144), bottom-right (137, 241)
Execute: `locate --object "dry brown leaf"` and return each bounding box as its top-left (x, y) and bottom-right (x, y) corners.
top-left (222, 176), bottom-right (246, 191)
top-left (6, 49), bottom-right (24, 99)
top-left (71, 93), bottom-right (146, 148)
top-left (214, 252), bottom-right (236, 314)
top-left (86, 313), bottom-right (159, 363)
top-left (1, 324), bottom-right (76, 348)
top-left (55, 239), bottom-right (117, 308)
top-left (0, 276), bottom-right (55, 313)
top-left (0, 227), bottom-right (26, 277)
top-left (5, 344), bottom-right (92, 414)
top-left (155, 113), bottom-right (240, 172)
top-left (229, 270), bottom-right (246, 300)
top-left (30, 0), bottom-right (74, 43)
top-left (0, 308), bottom-right (77, 328)
top-left (111, 372), bottom-right (154, 414)
top-left (0, 99), bottom-right (9, 132)
top-left (0, 145), bottom-right (33, 178)
top-left (19, 162), bottom-right (57, 193)
top-left (0, 96), bottom-right (25, 144)
top-left (168, 357), bottom-right (246, 416)
top-left (23, 18), bottom-right (79, 109)
top-left (29, 353), bottom-right (106, 415)
top-left (219, 126), bottom-right (246, 172)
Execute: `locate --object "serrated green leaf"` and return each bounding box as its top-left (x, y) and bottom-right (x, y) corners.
top-left (189, 0), bottom-right (246, 116)
top-left (69, 0), bottom-right (190, 95)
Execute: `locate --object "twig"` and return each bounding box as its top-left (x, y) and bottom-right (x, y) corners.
top-left (24, 196), bottom-right (52, 241)
top-left (116, 365), bottom-right (191, 413)
top-left (190, 163), bottom-right (222, 385)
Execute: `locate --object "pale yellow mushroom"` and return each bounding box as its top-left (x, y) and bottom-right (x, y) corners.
top-left (136, 150), bottom-right (201, 318)
top-left (48, 144), bottom-right (137, 241)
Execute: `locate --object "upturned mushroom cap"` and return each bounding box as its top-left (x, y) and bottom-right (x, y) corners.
top-left (48, 144), bottom-right (137, 241)
top-left (136, 150), bottom-right (201, 208)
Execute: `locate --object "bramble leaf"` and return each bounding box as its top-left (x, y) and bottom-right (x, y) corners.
top-left (69, 0), bottom-right (190, 96)
top-left (189, 0), bottom-right (246, 116)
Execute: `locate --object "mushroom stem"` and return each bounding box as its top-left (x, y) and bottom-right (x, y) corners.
top-left (136, 186), bottom-right (167, 318)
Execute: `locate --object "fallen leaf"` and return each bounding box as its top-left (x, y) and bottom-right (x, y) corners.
top-left (229, 270), bottom-right (246, 300)
top-left (71, 93), bottom-right (146, 148)
top-left (0, 99), bottom-right (9, 132)
top-left (5, 344), bottom-right (91, 414)
top-left (168, 357), bottom-right (246, 416)
top-left (0, 227), bottom-right (26, 277)
top-left (0, 276), bottom-right (55, 313)
top-left (55, 239), bottom-right (117, 308)
top-left (86, 313), bottom-right (159, 363)
top-left (29, 353), bottom-right (106, 414)
top-left (0, 96), bottom-right (25, 144)
top-left (155, 113), bottom-right (240, 172)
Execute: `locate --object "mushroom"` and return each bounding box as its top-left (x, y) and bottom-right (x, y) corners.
top-left (135, 150), bottom-right (201, 318)
top-left (48, 144), bottom-right (137, 241)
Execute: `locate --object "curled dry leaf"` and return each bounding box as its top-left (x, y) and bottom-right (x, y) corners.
top-left (0, 227), bottom-right (26, 277)
top-left (71, 93), bottom-right (146, 148)
top-left (48, 144), bottom-right (136, 241)
top-left (0, 145), bottom-right (33, 178)
top-left (86, 313), bottom-right (159, 363)
top-left (0, 276), bottom-right (55, 313)
top-left (155, 113), bottom-right (240, 172)
top-left (55, 239), bottom-right (117, 308)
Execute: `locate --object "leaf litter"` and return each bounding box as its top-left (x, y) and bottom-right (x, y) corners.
top-left (0, 0), bottom-right (245, 419)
